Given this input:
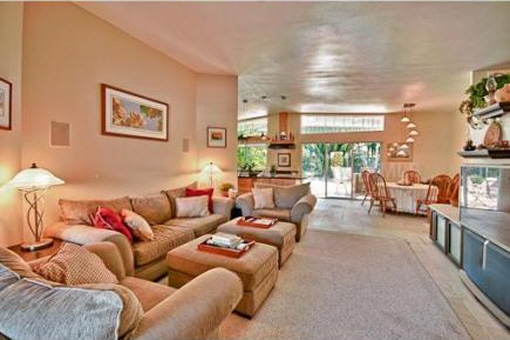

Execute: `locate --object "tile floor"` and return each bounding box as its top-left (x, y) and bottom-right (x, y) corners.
top-left (308, 199), bottom-right (510, 340)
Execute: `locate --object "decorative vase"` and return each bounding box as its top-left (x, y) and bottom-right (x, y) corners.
top-left (495, 84), bottom-right (510, 103)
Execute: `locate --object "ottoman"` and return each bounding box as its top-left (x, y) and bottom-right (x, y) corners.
top-left (166, 234), bottom-right (279, 318)
top-left (217, 217), bottom-right (296, 267)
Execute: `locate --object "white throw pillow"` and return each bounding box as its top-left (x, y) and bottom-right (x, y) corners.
top-left (252, 188), bottom-right (275, 209)
top-left (121, 209), bottom-right (154, 241)
top-left (175, 196), bottom-right (210, 218)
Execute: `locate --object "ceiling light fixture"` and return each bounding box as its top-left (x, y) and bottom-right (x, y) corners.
top-left (409, 130), bottom-right (419, 136)
top-left (406, 137), bottom-right (415, 143)
top-left (406, 122), bottom-right (417, 129)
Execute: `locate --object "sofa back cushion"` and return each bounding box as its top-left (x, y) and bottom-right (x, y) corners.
top-left (255, 182), bottom-right (311, 209)
top-left (130, 193), bottom-right (172, 225)
top-left (162, 182), bottom-right (198, 218)
top-left (0, 265), bottom-right (133, 340)
top-left (33, 243), bottom-right (119, 285)
top-left (59, 196), bottom-right (132, 226)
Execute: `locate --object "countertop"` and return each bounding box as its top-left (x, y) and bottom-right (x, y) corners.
top-left (460, 208), bottom-right (510, 253)
top-left (238, 174), bottom-right (309, 180)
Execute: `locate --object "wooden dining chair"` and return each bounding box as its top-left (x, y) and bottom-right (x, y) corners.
top-left (402, 170), bottom-right (422, 184)
top-left (368, 173), bottom-right (397, 217)
top-left (361, 170), bottom-right (373, 206)
top-left (416, 174), bottom-right (452, 214)
top-left (448, 173), bottom-right (460, 207)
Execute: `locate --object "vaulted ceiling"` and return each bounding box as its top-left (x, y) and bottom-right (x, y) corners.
top-left (78, 2), bottom-right (510, 119)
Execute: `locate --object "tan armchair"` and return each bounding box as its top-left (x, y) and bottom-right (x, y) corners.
top-left (236, 183), bottom-right (317, 241)
top-left (29, 241), bottom-right (243, 340)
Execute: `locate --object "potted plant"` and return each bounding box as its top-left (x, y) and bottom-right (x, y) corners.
top-left (460, 73), bottom-right (510, 128)
top-left (219, 182), bottom-right (235, 197)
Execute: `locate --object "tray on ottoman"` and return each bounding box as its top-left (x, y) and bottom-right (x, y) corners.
top-left (197, 237), bottom-right (255, 259)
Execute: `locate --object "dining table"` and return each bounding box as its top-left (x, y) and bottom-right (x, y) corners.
top-left (386, 182), bottom-right (438, 214)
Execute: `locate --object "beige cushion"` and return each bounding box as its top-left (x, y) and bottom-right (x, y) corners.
top-left (59, 196), bottom-right (132, 225)
top-left (130, 193), bottom-right (172, 225)
top-left (121, 209), bottom-right (154, 241)
top-left (161, 182), bottom-right (198, 218)
top-left (252, 188), bottom-right (275, 209)
top-left (166, 235), bottom-right (278, 291)
top-left (175, 195), bottom-right (210, 218)
top-left (217, 218), bottom-right (296, 249)
top-left (33, 243), bottom-right (118, 285)
top-left (253, 208), bottom-right (292, 222)
top-left (132, 225), bottom-right (194, 267)
top-left (268, 183), bottom-right (311, 209)
top-left (120, 276), bottom-right (176, 312)
top-left (0, 266), bottom-right (129, 340)
top-left (0, 247), bottom-right (41, 279)
top-left (165, 214), bottom-right (228, 237)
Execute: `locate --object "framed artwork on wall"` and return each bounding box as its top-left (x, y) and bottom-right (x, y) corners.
top-left (278, 153), bottom-right (291, 167)
top-left (0, 77), bottom-right (12, 130)
top-left (207, 127), bottom-right (227, 148)
top-left (101, 84), bottom-right (169, 141)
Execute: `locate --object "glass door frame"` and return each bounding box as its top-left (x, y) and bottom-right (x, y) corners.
top-left (302, 141), bottom-right (382, 200)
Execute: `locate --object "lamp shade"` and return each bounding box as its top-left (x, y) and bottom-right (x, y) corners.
top-left (409, 130), bottom-right (419, 136)
top-left (202, 162), bottom-right (222, 174)
top-left (406, 122), bottom-right (417, 129)
top-left (6, 163), bottom-right (64, 190)
top-left (400, 116), bottom-right (410, 123)
top-left (406, 137), bottom-right (415, 143)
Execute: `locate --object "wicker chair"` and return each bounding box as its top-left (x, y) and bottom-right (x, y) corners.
top-left (402, 170), bottom-right (422, 184)
top-left (416, 174), bottom-right (452, 214)
top-left (361, 170), bottom-right (373, 206)
top-left (368, 173), bottom-right (397, 217)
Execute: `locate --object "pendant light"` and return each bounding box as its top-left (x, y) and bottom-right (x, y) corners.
top-left (406, 136), bottom-right (415, 143)
top-left (409, 130), bottom-right (419, 136)
top-left (406, 122), bottom-right (416, 129)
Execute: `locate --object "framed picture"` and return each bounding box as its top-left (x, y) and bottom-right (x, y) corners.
top-left (101, 84), bottom-right (169, 141)
top-left (278, 153), bottom-right (291, 167)
top-left (386, 143), bottom-right (413, 162)
top-left (0, 77), bottom-right (12, 130)
top-left (207, 127), bottom-right (227, 148)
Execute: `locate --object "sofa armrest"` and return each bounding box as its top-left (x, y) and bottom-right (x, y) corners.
top-left (132, 268), bottom-right (242, 340)
top-left (291, 194), bottom-right (317, 224)
top-left (236, 193), bottom-right (254, 216)
top-left (84, 242), bottom-right (127, 280)
top-left (212, 196), bottom-right (235, 218)
top-left (44, 222), bottom-right (135, 277)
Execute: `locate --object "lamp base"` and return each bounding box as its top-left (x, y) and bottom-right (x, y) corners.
top-left (20, 238), bottom-right (54, 252)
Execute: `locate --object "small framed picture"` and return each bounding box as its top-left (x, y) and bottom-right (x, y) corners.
top-left (101, 84), bottom-right (169, 141)
top-left (207, 127), bottom-right (227, 148)
top-left (0, 77), bottom-right (12, 130)
top-left (278, 153), bottom-right (291, 167)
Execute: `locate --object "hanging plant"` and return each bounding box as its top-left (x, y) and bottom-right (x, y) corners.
top-left (460, 73), bottom-right (510, 129)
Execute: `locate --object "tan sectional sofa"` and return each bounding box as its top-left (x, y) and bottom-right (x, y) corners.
top-left (46, 183), bottom-right (234, 281)
top-left (236, 182), bottom-right (317, 242)
top-left (0, 242), bottom-right (243, 340)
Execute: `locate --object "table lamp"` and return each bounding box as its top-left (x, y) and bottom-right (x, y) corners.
top-left (6, 163), bottom-right (64, 251)
top-left (201, 162), bottom-right (222, 188)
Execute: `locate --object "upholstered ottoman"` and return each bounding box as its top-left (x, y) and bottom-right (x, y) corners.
top-left (217, 217), bottom-right (296, 267)
top-left (166, 234), bottom-right (278, 318)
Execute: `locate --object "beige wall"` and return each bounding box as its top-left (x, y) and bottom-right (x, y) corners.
top-left (195, 74), bottom-right (238, 188)
top-left (0, 3), bottom-right (24, 247)
top-left (19, 2), bottom-right (237, 235)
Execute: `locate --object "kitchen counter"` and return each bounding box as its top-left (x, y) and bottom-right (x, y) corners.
top-left (237, 174), bottom-right (310, 194)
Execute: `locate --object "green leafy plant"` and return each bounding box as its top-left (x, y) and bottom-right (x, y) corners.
top-left (460, 73), bottom-right (510, 128)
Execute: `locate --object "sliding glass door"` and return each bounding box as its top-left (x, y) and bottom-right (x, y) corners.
top-left (302, 142), bottom-right (381, 199)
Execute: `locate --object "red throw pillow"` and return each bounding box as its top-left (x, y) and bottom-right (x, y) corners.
top-left (185, 188), bottom-right (214, 213)
top-left (93, 206), bottom-right (133, 243)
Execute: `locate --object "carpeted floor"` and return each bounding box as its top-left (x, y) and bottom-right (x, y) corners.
top-left (219, 230), bottom-right (470, 340)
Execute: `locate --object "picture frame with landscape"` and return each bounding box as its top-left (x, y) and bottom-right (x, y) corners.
top-left (278, 153), bottom-right (291, 167)
top-left (101, 84), bottom-right (169, 141)
top-left (207, 127), bottom-right (227, 148)
top-left (0, 77), bottom-right (12, 131)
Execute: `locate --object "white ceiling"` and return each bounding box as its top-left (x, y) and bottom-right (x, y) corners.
top-left (78, 2), bottom-right (510, 119)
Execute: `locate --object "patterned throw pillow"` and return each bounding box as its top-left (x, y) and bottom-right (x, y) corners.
top-left (93, 206), bottom-right (134, 243)
top-left (33, 243), bottom-right (118, 285)
top-left (252, 188), bottom-right (275, 209)
top-left (121, 209), bottom-right (154, 241)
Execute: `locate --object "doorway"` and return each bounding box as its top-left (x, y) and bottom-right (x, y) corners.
top-left (302, 142), bottom-right (381, 199)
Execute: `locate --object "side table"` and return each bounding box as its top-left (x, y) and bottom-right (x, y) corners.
top-left (8, 238), bottom-right (63, 262)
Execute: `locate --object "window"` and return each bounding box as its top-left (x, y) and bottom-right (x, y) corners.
top-left (300, 115), bottom-right (385, 134)
top-left (238, 117), bottom-right (268, 138)
top-left (237, 144), bottom-right (267, 171)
